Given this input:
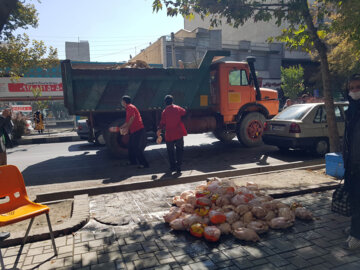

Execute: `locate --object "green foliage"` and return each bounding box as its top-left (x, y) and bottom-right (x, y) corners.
top-left (0, 34), bottom-right (58, 77)
top-left (0, 0), bottom-right (59, 77)
top-left (32, 86), bottom-right (50, 111)
top-left (1, 1), bottom-right (38, 41)
top-left (12, 117), bottom-right (26, 140)
top-left (281, 65), bottom-right (305, 100)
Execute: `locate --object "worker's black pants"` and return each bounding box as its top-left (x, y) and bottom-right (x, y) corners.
top-left (166, 137), bottom-right (184, 171)
top-left (128, 128), bottom-right (148, 167)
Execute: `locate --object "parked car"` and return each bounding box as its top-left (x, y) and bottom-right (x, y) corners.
top-left (262, 102), bottom-right (348, 156)
top-left (77, 119), bottom-right (106, 146)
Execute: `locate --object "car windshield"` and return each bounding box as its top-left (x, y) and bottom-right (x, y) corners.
top-left (275, 104), bottom-right (314, 120)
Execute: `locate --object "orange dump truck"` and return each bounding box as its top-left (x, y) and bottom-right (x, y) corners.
top-left (61, 50), bottom-right (279, 157)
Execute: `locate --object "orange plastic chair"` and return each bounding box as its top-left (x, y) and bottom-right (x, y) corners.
top-left (0, 165), bottom-right (57, 256)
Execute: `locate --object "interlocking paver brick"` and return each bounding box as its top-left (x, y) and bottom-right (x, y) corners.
top-left (189, 259), bottom-right (217, 270)
top-left (90, 262), bottom-right (117, 270)
top-left (133, 257), bottom-right (159, 269)
top-left (4, 188), bottom-right (360, 270)
top-left (232, 257), bottom-right (254, 269)
top-left (98, 251), bottom-right (123, 263)
top-left (81, 251), bottom-right (98, 267)
top-left (120, 243), bottom-right (143, 253)
top-left (222, 246), bottom-right (249, 259)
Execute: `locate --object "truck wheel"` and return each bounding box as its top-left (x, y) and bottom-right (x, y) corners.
top-left (104, 119), bottom-right (129, 158)
top-left (312, 138), bottom-right (329, 156)
top-left (94, 131), bottom-right (106, 146)
top-left (236, 112), bottom-right (265, 147)
top-left (213, 129), bottom-right (236, 142)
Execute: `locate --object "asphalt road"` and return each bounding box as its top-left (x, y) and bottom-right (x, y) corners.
top-left (9, 133), bottom-right (320, 196)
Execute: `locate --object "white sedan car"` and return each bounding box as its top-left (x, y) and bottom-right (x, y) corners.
top-left (262, 102), bottom-right (348, 156)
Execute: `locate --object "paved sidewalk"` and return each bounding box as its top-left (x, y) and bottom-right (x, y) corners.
top-left (1, 183), bottom-right (359, 270)
top-left (16, 128), bottom-right (81, 145)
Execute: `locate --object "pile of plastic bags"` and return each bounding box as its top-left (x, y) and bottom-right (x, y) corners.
top-left (163, 178), bottom-right (313, 242)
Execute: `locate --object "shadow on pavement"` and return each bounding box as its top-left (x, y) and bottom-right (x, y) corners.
top-left (21, 140), bottom-right (320, 187)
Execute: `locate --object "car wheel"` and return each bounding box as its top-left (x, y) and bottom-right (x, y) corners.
top-left (313, 138), bottom-right (329, 156)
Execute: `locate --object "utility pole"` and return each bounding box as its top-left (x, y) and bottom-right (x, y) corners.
top-left (171, 32), bottom-right (176, 68)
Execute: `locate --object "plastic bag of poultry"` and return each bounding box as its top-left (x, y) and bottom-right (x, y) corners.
top-left (278, 208), bottom-right (295, 221)
top-left (164, 207), bottom-right (182, 223)
top-left (242, 211), bottom-right (253, 224)
top-left (204, 226), bottom-right (221, 242)
top-left (190, 223), bottom-right (205, 238)
top-left (235, 204), bottom-right (251, 216)
top-left (269, 217), bottom-right (294, 229)
top-left (295, 207), bottom-right (313, 220)
top-left (232, 220), bottom-right (245, 231)
top-left (170, 218), bottom-right (186, 230)
top-left (173, 196), bottom-right (186, 207)
top-left (196, 197), bottom-right (212, 207)
top-left (195, 206), bottom-right (210, 217)
top-left (233, 227), bottom-right (260, 242)
top-left (183, 214), bottom-right (203, 228)
top-left (224, 211), bottom-right (239, 224)
top-left (180, 203), bottom-right (195, 214)
top-left (251, 206), bottom-right (267, 219)
top-left (209, 210), bottom-right (226, 224)
top-left (217, 223), bottom-right (232, 234)
top-left (231, 194), bottom-right (254, 205)
top-left (180, 190), bottom-right (194, 201)
top-left (216, 196), bottom-right (230, 207)
top-left (246, 221), bottom-right (269, 234)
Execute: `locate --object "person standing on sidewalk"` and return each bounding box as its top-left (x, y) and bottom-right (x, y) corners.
top-left (0, 108), bottom-right (13, 166)
top-left (157, 95), bottom-right (187, 173)
top-left (119, 95), bottom-right (149, 168)
top-left (33, 110), bottom-right (44, 134)
top-left (343, 74), bottom-right (360, 249)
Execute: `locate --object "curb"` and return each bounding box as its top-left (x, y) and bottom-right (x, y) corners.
top-left (36, 160), bottom-right (325, 202)
top-left (1, 194), bottom-right (89, 247)
top-left (16, 135), bottom-right (82, 145)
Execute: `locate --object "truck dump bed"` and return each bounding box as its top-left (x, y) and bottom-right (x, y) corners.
top-left (61, 51), bottom-right (230, 115)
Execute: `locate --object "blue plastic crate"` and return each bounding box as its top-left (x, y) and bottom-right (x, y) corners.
top-left (325, 153), bottom-right (344, 179)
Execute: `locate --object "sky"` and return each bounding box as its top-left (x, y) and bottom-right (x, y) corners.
top-left (16, 0), bottom-right (184, 62)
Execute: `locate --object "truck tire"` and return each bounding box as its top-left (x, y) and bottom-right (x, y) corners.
top-left (104, 119), bottom-right (129, 158)
top-left (236, 112), bottom-right (266, 147)
top-left (213, 129), bottom-right (236, 142)
top-left (94, 130), bottom-right (106, 146)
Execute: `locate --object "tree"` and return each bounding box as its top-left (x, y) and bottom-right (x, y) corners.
top-left (0, 0), bottom-right (38, 41)
top-left (0, 0), bottom-right (58, 77)
top-left (153, 0), bottom-right (342, 152)
top-left (281, 65), bottom-right (305, 100)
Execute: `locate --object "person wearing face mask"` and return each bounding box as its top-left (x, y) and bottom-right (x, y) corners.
top-left (343, 74), bottom-right (360, 249)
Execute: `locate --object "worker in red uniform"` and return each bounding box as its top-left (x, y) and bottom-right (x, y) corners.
top-left (120, 95), bottom-right (149, 168)
top-left (157, 95), bottom-right (187, 173)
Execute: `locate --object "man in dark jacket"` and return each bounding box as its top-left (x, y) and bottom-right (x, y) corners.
top-left (0, 108), bottom-right (13, 165)
top-left (157, 95), bottom-right (187, 173)
top-left (343, 74), bottom-right (360, 249)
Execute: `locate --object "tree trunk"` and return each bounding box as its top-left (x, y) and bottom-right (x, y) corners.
top-left (0, 0), bottom-right (18, 36)
top-left (301, 0), bottom-right (341, 153)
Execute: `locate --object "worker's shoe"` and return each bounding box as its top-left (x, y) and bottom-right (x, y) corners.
top-left (0, 232), bottom-right (10, 241)
top-left (348, 236), bottom-right (360, 250)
